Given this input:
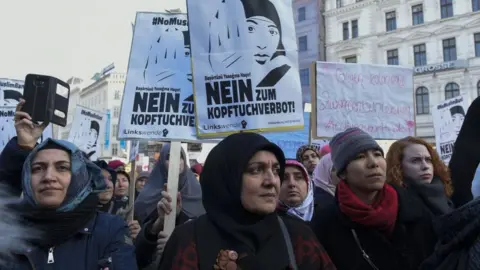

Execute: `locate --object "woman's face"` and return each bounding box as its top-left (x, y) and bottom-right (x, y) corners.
top-left (247, 16), bottom-right (280, 65)
top-left (164, 156), bottom-right (186, 174)
top-left (98, 169), bottom-right (114, 203)
top-left (301, 150), bottom-right (320, 174)
top-left (241, 150), bottom-right (281, 215)
top-left (31, 149), bottom-right (71, 208)
top-left (114, 174), bottom-right (129, 197)
top-left (279, 166), bottom-right (308, 207)
top-left (452, 113), bottom-right (465, 135)
top-left (401, 144), bottom-right (433, 184)
top-left (341, 149), bottom-right (386, 193)
top-left (135, 177), bottom-right (147, 192)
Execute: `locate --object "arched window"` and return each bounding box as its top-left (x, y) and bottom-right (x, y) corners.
top-left (477, 80), bottom-right (480, 97)
top-left (416, 87), bottom-right (429, 115)
top-left (445, 82), bottom-right (460, 99)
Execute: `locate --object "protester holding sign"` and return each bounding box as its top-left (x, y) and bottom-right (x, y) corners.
top-left (386, 137), bottom-right (453, 216)
top-left (158, 132), bottom-right (335, 270)
top-left (134, 143), bottom-right (204, 224)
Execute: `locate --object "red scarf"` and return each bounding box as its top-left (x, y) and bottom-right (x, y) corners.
top-left (337, 180), bottom-right (399, 234)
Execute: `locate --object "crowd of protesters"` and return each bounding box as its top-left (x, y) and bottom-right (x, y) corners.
top-left (0, 96), bottom-right (479, 269)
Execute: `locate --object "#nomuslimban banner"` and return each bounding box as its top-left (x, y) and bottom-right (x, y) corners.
top-left (312, 62), bottom-right (414, 140)
top-left (118, 12), bottom-right (197, 141)
top-left (432, 95), bottom-right (469, 163)
top-left (0, 78), bottom-right (53, 149)
top-left (187, 0), bottom-right (304, 137)
top-left (68, 106), bottom-right (106, 161)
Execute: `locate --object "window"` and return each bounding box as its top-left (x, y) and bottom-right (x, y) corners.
top-left (441, 0), bottom-right (453, 18)
top-left (387, 49), bottom-right (399, 65)
top-left (336, 0), bottom-right (343, 8)
top-left (475, 33), bottom-right (480, 57)
top-left (114, 90), bottom-right (121, 100)
top-left (298, 7), bottom-right (306, 21)
top-left (442, 38), bottom-right (457, 62)
top-left (478, 81), bottom-right (480, 96)
top-left (414, 43), bottom-right (427, 67)
top-left (474, 0), bottom-right (480, 11)
top-left (415, 87), bottom-right (429, 115)
top-left (298, 36), bottom-right (308, 51)
top-left (386, 11), bottom-right (397, 32)
top-left (112, 124), bottom-right (118, 137)
top-left (112, 143), bottom-right (118, 156)
top-left (445, 82), bottom-right (460, 99)
top-left (113, 106), bottom-right (120, 118)
top-left (343, 22), bottom-right (349, 40)
top-left (300, 68), bottom-right (309, 86)
top-left (345, 56), bottom-right (357, 63)
top-left (412, 4), bottom-right (424, 25)
top-left (351, 20), bottom-right (358, 38)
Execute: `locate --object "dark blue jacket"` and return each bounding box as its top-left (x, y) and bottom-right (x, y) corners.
top-left (2, 212), bottom-right (138, 270)
top-left (0, 138), bottom-right (138, 269)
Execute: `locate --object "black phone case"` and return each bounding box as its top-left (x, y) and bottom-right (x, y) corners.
top-left (22, 74), bottom-right (70, 127)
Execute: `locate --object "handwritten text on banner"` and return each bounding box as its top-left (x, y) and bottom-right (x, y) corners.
top-left (314, 62), bottom-right (414, 139)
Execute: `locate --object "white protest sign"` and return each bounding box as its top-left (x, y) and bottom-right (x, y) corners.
top-left (313, 62), bottom-right (414, 139)
top-left (68, 106), bottom-right (106, 160)
top-left (432, 95), bottom-right (469, 163)
top-left (187, 0), bottom-right (304, 137)
top-left (0, 107), bottom-right (16, 151)
top-left (0, 78), bottom-right (53, 144)
top-left (118, 12), bottom-right (197, 141)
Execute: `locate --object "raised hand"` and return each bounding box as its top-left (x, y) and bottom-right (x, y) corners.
top-left (150, 183), bottom-right (182, 235)
top-left (207, 0), bottom-right (250, 72)
top-left (144, 27), bottom-right (187, 86)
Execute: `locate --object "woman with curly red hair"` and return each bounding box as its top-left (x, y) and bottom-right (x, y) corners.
top-left (386, 137), bottom-right (453, 216)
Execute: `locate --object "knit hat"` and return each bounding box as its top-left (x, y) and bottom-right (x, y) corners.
top-left (319, 145), bottom-right (331, 156)
top-left (285, 159), bottom-right (309, 183)
top-left (329, 128), bottom-right (383, 175)
top-left (108, 160), bottom-right (125, 170)
top-left (296, 145), bottom-right (319, 163)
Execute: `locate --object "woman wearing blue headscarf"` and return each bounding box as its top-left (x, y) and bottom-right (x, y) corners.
top-left (0, 138), bottom-right (137, 269)
top-left (0, 101), bottom-right (138, 269)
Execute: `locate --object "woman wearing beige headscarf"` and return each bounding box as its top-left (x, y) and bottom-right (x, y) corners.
top-left (312, 153), bottom-right (340, 206)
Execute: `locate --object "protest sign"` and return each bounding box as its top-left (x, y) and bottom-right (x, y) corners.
top-left (187, 0), bottom-right (304, 137)
top-left (432, 95), bottom-right (469, 163)
top-left (0, 107), bottom-right (16, 151)
top-left (68, 106), bottom-right (106, 160)
top-left (118, 12), bottom-right (198, 141)
top-left (312, 62), bottom-right (414, 140)
top-left (0, 78), bottom-right (53, 149)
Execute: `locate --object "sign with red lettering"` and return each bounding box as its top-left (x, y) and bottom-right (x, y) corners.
top-left (312, 62), bottom-right (414, 140)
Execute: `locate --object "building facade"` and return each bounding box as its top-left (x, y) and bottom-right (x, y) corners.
top-left (324, 0), bottom-right (480, 142)
top-left (293, 0), bottom-right (326, 103)
top-left (79, 71), bottom-right (126, 160)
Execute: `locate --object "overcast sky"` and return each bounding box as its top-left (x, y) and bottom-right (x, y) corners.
top-left (0, 0), bottom-right (186, 82)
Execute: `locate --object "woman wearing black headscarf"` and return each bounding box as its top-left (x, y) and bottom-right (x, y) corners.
top-left (158, 133), bottom-right (336, 270)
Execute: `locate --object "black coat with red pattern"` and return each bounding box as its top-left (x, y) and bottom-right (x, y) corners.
top-left (157, 214), bottom-right (336, 270)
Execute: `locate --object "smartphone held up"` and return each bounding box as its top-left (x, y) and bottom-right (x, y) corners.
top-left (21, 74), bottom-right (70, 127)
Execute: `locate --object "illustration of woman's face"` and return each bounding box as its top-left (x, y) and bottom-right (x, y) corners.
top-left (87, 129), bottom-right (98, 146)
top-left (246, 16), bottom-right (280, 65)
top-left (452, 113), bottom-right (465, 135)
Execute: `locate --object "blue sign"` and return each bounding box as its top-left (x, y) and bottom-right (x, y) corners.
top-left (262, 112), bottom-right (311, 159)
top-left (120, 140), bottom-right (126, 150)
top-left (104, 109), bottom-right (111, 149)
